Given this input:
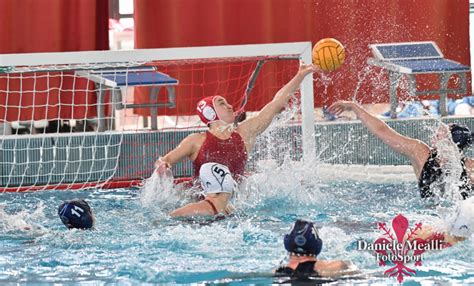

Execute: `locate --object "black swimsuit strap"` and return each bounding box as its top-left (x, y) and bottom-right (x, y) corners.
top-left (275, 261), bottom-right (319, 278)
top-left (459, 156), bottom-right (472, 200)
top-left (427, 149), bottom-right (439, 163)
top-left (275, 266), bottom-right (294, 276)
top-left (418, 149), bottom-right (442, 198)
top-left (419, 149), bottom-right (472, 199)
top-left (294, 261), bottom-right (317, 276)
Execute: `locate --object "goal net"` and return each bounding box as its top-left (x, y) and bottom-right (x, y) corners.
top-left (0, 42), bottom-right (314, 192)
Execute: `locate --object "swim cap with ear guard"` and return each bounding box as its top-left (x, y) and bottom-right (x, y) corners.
top-left (197, 96), bottom-right (220, 125)
top-left (450, 124), bottom-right (473, 150)
top-left (58, 199), bottom-right (94, 229)
top-left (284, 219), bottom-right (323, 257)
top-left (199, 162), bottom-right (236, 194)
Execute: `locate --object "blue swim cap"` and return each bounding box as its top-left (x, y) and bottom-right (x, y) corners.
top-left (450, 124), bottom-right (473, 150)
top-left (284, 220), bottom-right (323, 257)
top-left (58, 199), bottom-right (94, 229)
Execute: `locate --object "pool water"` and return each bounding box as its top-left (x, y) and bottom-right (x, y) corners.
top-left (0, 161), bottom-right (473, 285)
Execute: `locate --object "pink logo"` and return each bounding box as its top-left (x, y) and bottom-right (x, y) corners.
top-left (375, 214), bottom-right (424, 283)
top-left (358, 214), bottom-right (448, 283)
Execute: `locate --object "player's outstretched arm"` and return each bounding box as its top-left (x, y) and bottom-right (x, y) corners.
top-left (329, 101), bottom-right (430, 172)
top-left (155, 133), bottom-right (201, 174)
top-left (240, 64), bottom-right (316, 137)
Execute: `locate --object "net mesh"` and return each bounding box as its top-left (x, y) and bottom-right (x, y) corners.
top-left (0, 54), bottom-right (302, 192)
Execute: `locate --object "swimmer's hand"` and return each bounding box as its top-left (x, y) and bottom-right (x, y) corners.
top-left (328, 101), bottom-right (360, 116)
top-left (155, 158), bottom-right (173, 178)
top-left (298, 63), bottom-right (318, 77)
top-left (225, 203), bottom-right (236, 215)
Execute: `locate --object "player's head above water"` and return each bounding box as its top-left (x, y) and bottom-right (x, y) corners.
top-left (284, 219), bottom-right (323, 257)
top-left (58, 199), bottom-right (95, 230)
top-left (449, 124), bottom-right (473, 151)
top-left (196, 96), bottom-right (235, 126)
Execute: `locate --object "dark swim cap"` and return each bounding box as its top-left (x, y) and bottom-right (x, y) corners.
top-left (450, 124), bottom-right (473, 150)
top-left (284, 220), bottom-right (323, 257)
top-left (58, 199), bottom-right (94, 229)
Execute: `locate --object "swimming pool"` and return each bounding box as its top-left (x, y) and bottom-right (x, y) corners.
top-left (0, 162), bottom-right (473, 285)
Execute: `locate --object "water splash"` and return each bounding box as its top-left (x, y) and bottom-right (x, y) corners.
top-left (425, 122), bottom-right (466, 203)
top-left (314, 71), bottom-right (333, 96)
top-left (351, 66), bottom-right (378, 102)
top-left (0, 203), bottom-right (47, 233)
top-left (249, 91), bottom-right (302, 166)
top-left (439, 197), bottom-right (474, 238)
top-left (233, 157), bottom-right (331, 216)
top-left (139, 170), bottom-right (181, 210)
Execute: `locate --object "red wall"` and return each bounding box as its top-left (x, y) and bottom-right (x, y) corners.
top-left (0, 0), bottom-right (108, 121)
top-left (134, 0), bottom-right (470, 109)
top-left (0, 0), bottom-right (108, 53)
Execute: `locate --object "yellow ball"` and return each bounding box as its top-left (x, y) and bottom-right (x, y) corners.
top-left (312, 38), bottom-right (345, 71)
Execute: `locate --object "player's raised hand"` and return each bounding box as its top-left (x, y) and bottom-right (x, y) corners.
top-left (328, 101), bottom-right (359, 116)
top-left (298, 63), bottom-right (318, 77)
top-left (155, 158), bottom-right (173, 178)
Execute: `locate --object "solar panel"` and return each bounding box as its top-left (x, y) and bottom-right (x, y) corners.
top-left (102, 71), bottom-right (178, 87)
top-left (390, 59), bottom-right (470, 73)
top-left (77, 70), bottom-right (178, 87)
top-left (370, 42), bottom-right (442, 60)
top-left (366, 41), bottom-right (470, 118)
top-left (89, 66), bottom-right (156, 74)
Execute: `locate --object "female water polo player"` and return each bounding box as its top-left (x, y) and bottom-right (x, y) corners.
top-left (275, 219), bottom-right (353, 278)
top-left (329, 101), bottom-right (473, 200)
top-left (58, 199), bottom-right (95, 230)
top-left (156, 64), bottom-right (317, 217)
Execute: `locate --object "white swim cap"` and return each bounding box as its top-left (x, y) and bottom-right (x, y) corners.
top-left (199, 163), bottom-right (236, 194)
top-left (447, 197), bottom-right (474, 238)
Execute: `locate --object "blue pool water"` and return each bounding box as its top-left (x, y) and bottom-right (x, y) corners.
top-left (0, 162), bottom-right (473, 285)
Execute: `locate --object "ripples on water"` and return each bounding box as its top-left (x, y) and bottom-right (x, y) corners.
top-left (0, 159), bottom-right (473, 284)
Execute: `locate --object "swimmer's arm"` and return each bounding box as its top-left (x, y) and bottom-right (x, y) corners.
top-left (443, 233), bottom-right (466, 245)
top-left (412, 226), bottom-right (465, 245)
top-left (329, 101), bottom-right (429, 159)
top-left (411, 226), bottom-right (432, 240)
top-left (155, 134), bottom-right (200, 169)
top-left (240, 64), bottom-right (316, 136)
top-left (315, 260), bottom-right (357, 277)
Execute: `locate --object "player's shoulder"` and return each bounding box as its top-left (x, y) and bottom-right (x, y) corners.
top-left (185, 132), bottom-right (207, 142)
top-left (236, 118), bottom-right (253, 133)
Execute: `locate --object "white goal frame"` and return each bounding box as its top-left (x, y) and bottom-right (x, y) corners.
top-left (0, 42), bottom-right (316, 161)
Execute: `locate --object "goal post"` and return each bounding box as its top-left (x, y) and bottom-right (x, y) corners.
top-left (0, 42), bottom-right (315, 192)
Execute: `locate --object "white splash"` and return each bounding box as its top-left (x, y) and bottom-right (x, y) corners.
top-left (442, 197), bottom-right (474, 238)
top-left (233, 158), bottom-right (326, 210)
top-left (431, 122), bottom-right (465, 202)
top-left (0, 203), bottom-right (47, 233)
top-left (139, 170), bottom-right (181, 209)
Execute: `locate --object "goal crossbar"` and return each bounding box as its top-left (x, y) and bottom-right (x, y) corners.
top-left (0, 42), bottom-right (316, 192)
top-left (0, 42), bottom-right (312, 67)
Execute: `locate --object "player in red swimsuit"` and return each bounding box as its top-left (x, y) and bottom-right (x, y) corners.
top-left (155, 63), bottom-right (317, 218)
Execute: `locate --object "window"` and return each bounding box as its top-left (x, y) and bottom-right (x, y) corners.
top-left (109, 0), bottom-right (134, 50)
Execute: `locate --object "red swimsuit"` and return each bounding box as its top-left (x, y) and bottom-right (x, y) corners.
top-left (424, 232), bottom-right (452, 248)
top-left (193, 131), bottom-right (248, 178)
